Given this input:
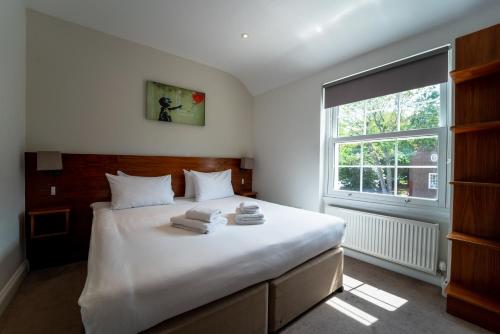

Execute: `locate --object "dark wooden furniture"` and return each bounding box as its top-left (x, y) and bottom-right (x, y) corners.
top-left (25, 153), bottom-right (253, 268)
top-left (29, 208), bottom-right (70, 239)
top-left (27, 207), bottom-right (71, 269)
top-left (447, 23), bottom-right (500, 332)
top-left (236, 190), bottom-right (258, 198)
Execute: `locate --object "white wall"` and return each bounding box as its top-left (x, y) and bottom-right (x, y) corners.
top-left (26, 10), bottom-right (253, 158)
top-left (0, 0), bottom-right (26, 290)
top-left (253, 4), bottom-right (500, 272)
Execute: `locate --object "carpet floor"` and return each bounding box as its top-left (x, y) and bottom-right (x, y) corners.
top-left (0, 256), bottom-right (488, 334)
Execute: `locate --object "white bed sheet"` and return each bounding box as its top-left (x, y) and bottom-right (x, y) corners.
top-left (78, 196), bottom-right (345, 334)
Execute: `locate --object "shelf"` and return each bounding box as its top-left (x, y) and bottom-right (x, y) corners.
top-left (29, 207), bottom-right (71, 215)
top-left (447, 282), bottom-right (500, 315)
top-left (450, 59), bottom-right (500, 84)
top-left (451, 120), bottom-right (500, 134)
top-left (29, 207), bottom-right (70, 240)
top-left (450, 181), bottom-right (500, 188)
top-left (448, 232), bottom-right (500, 251)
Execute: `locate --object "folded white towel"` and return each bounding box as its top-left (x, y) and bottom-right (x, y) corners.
top-left (238, 202), bottom-right (261, 214)
top-left (171, 215), bottom-right (227, 234)
top-left (172, 224), bottom-right (209, 234)
top-left (235, 215), bottom-right (265, 225)
top-left (185, 206), bottom-right (222, 223)
top-left (239, 201), bottom-right (260, 211)
top-left (239, 207), bottom-right (261, 214)
top-left (236, 202), bottom-right (265, 225)
top-left (236, 212), bottom-right (265, 220)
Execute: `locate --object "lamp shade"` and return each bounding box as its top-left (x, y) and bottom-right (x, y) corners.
top-left (240, 157), bottom-right (254, 170)
top-left (37, 151), bottom-right (62, 171)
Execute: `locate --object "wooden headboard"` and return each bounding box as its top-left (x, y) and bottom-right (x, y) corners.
top-left (25, 152), bottom-right (252, 265)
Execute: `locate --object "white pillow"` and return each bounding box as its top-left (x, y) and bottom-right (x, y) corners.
top-left (183, 169), bottom-right (196, 198)
top-left (106, 173), bottom-right (174, 209)
top-left (191, 169), bottom-right (234, 202)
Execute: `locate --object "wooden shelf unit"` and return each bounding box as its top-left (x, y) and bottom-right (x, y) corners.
top-left (447, 23), bottom-right (500, 332)
top-left (450, 120), bottom-right (500, 134)
top-left (450, 59), bottom-right (500, 84)
top-left (447, 232), bottom-right (500, 251)
top-left (447, 282), bottom-right (500, 315)
top-left (450, 180), bottom-right (500, 188)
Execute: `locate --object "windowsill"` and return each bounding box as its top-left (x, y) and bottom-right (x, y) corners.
top-left (326, 189), bottom-right (444, 208)
top-left (322, 195), bottom-right (450, 224)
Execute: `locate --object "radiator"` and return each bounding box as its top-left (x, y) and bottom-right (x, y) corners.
top-left (326, 206), bottom-right (439, 274)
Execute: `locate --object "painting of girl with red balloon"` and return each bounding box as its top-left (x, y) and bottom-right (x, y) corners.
top-left (146, 80), bottom-right (205, 126)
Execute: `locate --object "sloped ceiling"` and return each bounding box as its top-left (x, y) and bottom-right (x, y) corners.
top-left (26, 0), bottom-right (492, 95)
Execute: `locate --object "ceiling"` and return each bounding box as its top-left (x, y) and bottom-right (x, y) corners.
top-left (26, 0), bottom-right (492, 95)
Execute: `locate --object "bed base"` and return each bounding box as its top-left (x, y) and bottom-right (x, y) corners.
top-left (268, 247), bottom-right (343, 332)
top-left (145, 247), bottom-right (343, 333)
top-left (144, 283), bottom-right (268, 334)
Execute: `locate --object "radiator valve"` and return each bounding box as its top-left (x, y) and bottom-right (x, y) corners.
top-left (438, 260), bottom-right (447, 272)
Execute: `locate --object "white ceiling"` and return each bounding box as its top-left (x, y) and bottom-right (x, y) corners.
top-left (26, 0), bottom-right (492, 95)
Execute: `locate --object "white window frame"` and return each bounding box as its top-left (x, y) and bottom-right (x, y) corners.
top-left (324, 83), bottom-right (448, 209)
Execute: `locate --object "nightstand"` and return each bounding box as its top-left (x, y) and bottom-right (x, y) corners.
top-left (27, 207), bottom-right (71, 269)
top-left (236, 191), bottom-right (258, 199)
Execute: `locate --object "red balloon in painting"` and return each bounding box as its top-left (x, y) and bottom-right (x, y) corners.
top-left (192, 92), bottom-right (205, 104)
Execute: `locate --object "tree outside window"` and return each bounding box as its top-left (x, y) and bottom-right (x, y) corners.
top-left (331, 84), bottom-right (444, 201)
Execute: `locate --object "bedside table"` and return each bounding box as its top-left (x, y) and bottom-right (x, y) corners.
top-left (27, 207), bottom-right (71, 269)
top-left (29, 208), bottom-right (70, 239)
top-left (236, 191), bottom-right (258, 198)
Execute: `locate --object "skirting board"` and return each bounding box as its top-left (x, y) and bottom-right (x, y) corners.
top-left (0, 260), bottom-right (28, 317)
top-left (344, 249), bottom-right (443, 287)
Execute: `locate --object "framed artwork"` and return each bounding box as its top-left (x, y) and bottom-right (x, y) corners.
top-left (146, 80), bottom-right (205, 126)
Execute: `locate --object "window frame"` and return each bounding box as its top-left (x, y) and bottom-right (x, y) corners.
top-left (324, 83), bottom-right (448, 209)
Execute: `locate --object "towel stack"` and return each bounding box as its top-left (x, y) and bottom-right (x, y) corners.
top-left (171, 207), bottom-right (227, 234)
top-left (236, 201), bottom-right (266, 225)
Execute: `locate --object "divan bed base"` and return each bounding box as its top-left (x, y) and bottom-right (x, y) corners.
top-left (143, 247), bottom-right (343, 333)
top-left (144, 283), bottom-right (268, 334)
top-left (268, 247), bottom-right (344, 332)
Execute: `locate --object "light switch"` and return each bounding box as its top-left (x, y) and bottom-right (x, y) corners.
top-left (241, 178), bottom-right (245, 185)
top-left (50, 186), bottom-right (56, 196)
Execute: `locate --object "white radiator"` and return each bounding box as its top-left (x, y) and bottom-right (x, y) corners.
top-left (326, 206), bottom-right (439, 274)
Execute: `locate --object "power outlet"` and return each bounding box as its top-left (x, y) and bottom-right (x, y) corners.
top-left (241, 178), bottom-right (245, 185)
top-left (50, 186), bottom-right (56, 196)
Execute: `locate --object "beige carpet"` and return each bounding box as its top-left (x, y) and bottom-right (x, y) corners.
top-left (0, 257), bottom-right (488, 334)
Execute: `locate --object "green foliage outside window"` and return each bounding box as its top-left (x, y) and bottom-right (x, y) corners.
top-left (335, 85), bottom-right (440, 198)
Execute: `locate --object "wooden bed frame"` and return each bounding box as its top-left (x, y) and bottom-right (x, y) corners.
top-left (25, 152), bottom-right (344, 333)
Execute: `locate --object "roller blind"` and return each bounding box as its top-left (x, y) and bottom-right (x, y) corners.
top-left (323, 47), bottom-right (448, 109)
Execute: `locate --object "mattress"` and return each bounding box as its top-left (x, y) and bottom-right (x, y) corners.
top-left (78, 196), bottom-right (345, 334)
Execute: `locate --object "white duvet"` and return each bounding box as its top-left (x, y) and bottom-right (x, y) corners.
top-left (79, 196), bottom-right (345, 333)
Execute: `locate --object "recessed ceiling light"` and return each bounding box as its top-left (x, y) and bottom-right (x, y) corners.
top-left (241, 33), bottom-right (249, 39)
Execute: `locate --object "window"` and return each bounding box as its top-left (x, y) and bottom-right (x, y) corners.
top-left (325, 83), bottom-right (447, 207)
top-left (428, 173), bottom-right (438, 190)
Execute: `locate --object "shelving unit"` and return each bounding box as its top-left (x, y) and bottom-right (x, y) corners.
top-left (27, 207), bottom-right (72, 269)
top-left (447, 283), bottom-right (500, 315)
top-left (447, 23), bottom-right (500, 332)
top-left (447, 232), bottom-right (500, 251)
top-left (450, 120), bottom-right (500, 134)
top-left (450, 180), bottom-right (500, 188)
top-left (450, 59), bottom-right (500, 83)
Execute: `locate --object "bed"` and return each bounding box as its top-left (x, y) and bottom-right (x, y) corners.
top-left (24, 153), bottom-right (345, 333)
top-left (78, 195), bottom-right (345, 333)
